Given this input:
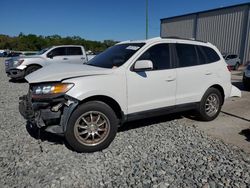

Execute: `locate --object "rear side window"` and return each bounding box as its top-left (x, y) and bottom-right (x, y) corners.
top-left (201, 46), bottom-right (220, 63)
top-left (138, 43), bottom-right (171, 70)
top-left (67, 47), bottom-right (83, 55)
top-left (176, 44), bottom-right (198, 67)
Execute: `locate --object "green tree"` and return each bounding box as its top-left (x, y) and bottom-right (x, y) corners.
top-left (0, 33), bottom-right (118, 53)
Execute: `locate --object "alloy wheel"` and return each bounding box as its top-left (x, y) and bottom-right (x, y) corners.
top-left (205, 94), bottom-right (220, 117)
top-left (73, 111), bottom-right (110, 146)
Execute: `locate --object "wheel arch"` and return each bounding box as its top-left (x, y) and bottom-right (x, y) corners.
top-left (79, 95), bottom-right (124, 122)
top-left (26, 64), bottom-right (43, 69)
top-left (208, 84), bottom-right (225, 105)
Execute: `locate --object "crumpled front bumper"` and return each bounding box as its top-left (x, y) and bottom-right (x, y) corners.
top-left (19, 93), bottom-right (78, 135)
top-left (6, 68), bottom-right (25, 79)
top-left (19, 93), bottom-right (35, 121)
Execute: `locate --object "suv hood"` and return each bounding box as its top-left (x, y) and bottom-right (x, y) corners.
top-left (25, 63), bottom-right (113, 83)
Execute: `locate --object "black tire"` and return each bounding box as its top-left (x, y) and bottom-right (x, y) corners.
top-left (234, 63), bottom-right (240, 70)
top-left (65, 101), bottom-right (118, 153)
top-left (197, 88), bottom-right (223, 121)
top-left (25, 65), bottom-right (41, 76)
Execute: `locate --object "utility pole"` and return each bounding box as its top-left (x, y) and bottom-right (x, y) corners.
top-left (146, 0), bottom-right (148, 39)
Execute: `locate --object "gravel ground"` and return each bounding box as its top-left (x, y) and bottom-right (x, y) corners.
top-left (0, 59), bottom-right (250, 188)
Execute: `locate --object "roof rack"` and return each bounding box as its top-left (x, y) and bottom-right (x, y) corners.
top-left (161, 36), bottom-right (208, 43)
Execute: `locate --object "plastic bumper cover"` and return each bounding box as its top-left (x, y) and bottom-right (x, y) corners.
top-left (6, 68), bottom-right (25, 79)
top-left (230, 85), bottom-right (241, 97)
top-left (19, 94), bottom-right (78, 135)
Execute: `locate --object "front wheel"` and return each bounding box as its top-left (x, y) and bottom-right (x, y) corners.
top-left (197, 88), bottom-right (222, 121)
top-left (65, 101), bottom-right (118, 153)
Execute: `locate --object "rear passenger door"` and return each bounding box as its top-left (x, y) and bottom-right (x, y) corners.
top-left (175, 43), bottom-right (220, 105)
top-left (66, 47), bottom-right (86, 64)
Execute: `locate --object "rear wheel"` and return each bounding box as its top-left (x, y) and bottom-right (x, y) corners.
top-left (65, 101), bottom-right (118, 153)
top-left (197, 88), bottom-right (222, 121)
top-left (25, 65), bottom-right (41, 76)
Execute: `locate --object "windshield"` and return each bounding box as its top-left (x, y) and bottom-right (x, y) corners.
top-left (36, 47), bottom-right (51, 55)
top-left (87, 43), bottom-right (145, 68)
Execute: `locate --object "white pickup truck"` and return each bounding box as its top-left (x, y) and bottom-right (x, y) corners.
top-left (5, 45), bottom-right (94, 79)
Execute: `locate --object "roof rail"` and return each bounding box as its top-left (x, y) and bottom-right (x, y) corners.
top-left (161, 36), bottom-right (208, 43)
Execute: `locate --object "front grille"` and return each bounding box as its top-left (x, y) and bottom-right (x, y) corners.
top-left (5, 59), bottom-right (14, 69)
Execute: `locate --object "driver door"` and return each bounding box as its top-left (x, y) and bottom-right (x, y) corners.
top-left (47, 47), bottom-right (69, 63)
top-left (126, 43), bottom-right (176, 114)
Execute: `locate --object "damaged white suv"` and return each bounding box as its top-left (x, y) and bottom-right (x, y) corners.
top-left (19, 37), bottom-right (241, 152)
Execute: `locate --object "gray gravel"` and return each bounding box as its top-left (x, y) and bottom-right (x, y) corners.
top-left (0, 58), bottom-right (250, 188)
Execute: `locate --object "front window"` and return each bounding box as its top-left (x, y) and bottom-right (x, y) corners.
top-left (87, 43), bottom-right (145, 68)
top-left (47, 47), bottom-right (67, 57)
top-left (138, 43), bottom-right (171, 70)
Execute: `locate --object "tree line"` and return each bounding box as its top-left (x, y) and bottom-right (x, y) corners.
top-left (0, 33), bottom-right (118, 53)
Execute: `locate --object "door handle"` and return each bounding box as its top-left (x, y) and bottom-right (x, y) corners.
top-left (81, 57), bottom-right (85, 60)
top-left (63, 58), bottom-right (68, 60)
top-left (165, 77), bottom-right (176, 82)
top-left (205, 72), bottom-right (212, 75)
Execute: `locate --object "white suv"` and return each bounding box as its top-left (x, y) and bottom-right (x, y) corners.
top-left (19, 37), bottom-right (241, 152)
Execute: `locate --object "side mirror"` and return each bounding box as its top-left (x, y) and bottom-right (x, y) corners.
top-left (47, 53), bottom-right (54, 59)
top-left (133, 60), bottom-right (153, 71)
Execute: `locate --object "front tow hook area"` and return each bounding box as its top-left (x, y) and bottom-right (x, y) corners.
top-left (19, 95), bottom-right (35, 120)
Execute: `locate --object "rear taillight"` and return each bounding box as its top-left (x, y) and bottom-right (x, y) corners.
top-left (227, 66), bottom-right (231, 72)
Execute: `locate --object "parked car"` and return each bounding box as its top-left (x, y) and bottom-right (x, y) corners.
top-left (19, 37), bottom-right (241, 152)
top-left (0, 49), bottom-right (9, 57)
top-left (223, 53), bottom-right (241, 70)
top-left (7, 52), bottom-right (23, 57)
top-left (0, 52), bottom-right (7, 57)
top-left (5, 45), bottom-right (89, 80)
top-left (243, 64), bottom-right (250, 90)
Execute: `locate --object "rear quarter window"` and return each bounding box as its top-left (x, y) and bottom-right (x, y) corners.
top-left (201, 46), bottom-right (220, 63)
